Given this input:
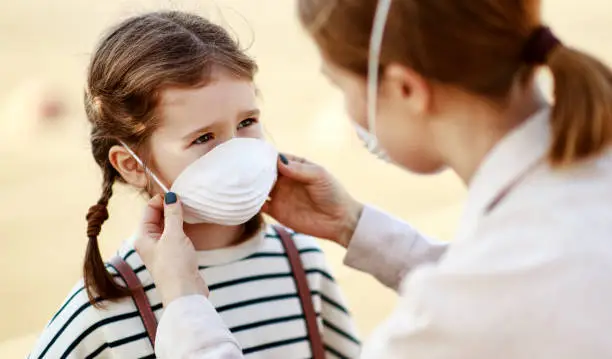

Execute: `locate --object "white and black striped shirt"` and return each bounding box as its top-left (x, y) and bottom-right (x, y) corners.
top-left (29, 224), bottom-right (361, 358)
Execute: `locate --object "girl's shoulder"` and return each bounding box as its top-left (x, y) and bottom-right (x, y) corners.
top-left (262, 223), bottom-right (332, 272)
top-left (29, 279), bottom-right (145, 358)
top-left (263, 223), bottom-right (323, 253)
top-left (45, 242), bottom-right (149, 327)
top-left (29, 242), bottom-right (158, 358)
top-left (108, 242), bottom-right (155, 287)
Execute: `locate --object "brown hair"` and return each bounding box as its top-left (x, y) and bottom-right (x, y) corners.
top-left (298, 0), bottom-right (612, 165)
top-left (84, 11), bottom-right (261, 305)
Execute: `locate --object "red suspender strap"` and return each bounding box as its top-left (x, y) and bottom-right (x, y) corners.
top-left (273, 225), bottom-right (326, 359)
top-left (109, 256), bottom-right (158, 347)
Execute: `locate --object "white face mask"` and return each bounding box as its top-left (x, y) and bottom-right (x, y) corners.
top-left (354, 124), bottom-right (392, 163)
top-left (358, 0), bottom-right (393, 163)
top-left (122, 137), bottom-right (278, 225)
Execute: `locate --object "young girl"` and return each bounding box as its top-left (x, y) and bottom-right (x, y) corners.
top-left (29, 11), bottom-right (360, 359)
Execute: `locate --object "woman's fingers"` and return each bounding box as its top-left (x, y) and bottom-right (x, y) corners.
top-left (135, 195), bottom-right (164, 258)
top-left (278, 153), bottom-right (321, 183)
top-left (162, 192), bottom-right (185, 238)
top-left (139, 194), bottom-right (164, 239)
top-left (280, 153), bottom-right (308, 164)
top-left (142, 194), bottom-right (164, 227)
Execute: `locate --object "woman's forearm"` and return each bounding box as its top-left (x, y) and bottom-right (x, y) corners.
top-left (156, 295), bottom-right (243, 359)
top-left (343, 205), bottom-right (448, 290)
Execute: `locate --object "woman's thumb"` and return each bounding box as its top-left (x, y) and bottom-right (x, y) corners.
top-left (278, 154), bottom-right (319, 183)
top-left (163, 192), bottom-right (184, 234)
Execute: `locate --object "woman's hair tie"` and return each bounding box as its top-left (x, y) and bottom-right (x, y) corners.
top-left (522, 26), bottom-right (562, 65)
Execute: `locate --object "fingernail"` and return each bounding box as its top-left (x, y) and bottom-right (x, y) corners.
top-left (279, 154), bottom-right (289, 165)
top-left (165, 192), bottom-right (177, 205)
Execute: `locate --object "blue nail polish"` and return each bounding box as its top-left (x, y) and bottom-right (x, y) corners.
top-left (279, 154), bottom-right (289, 165)
top-left (165, 192), bottom-right (177, 204)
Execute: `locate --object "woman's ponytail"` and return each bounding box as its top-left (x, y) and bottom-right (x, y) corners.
top-left (546, 46), bottom-right (612, 165)
top-left (83, 166), bottom-right (129, 305)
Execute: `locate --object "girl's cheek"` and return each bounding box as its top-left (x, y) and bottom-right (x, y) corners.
top-left (240, 124), bottom-right (264, 139)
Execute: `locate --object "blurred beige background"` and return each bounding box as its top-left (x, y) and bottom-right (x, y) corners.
top-left (1, 0), bottom-right (610, 357)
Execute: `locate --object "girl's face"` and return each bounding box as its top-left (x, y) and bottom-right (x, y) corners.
top-left (110, 70), bottom-right (263, 191)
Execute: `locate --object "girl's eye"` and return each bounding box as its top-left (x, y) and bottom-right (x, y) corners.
top-left (237, 118), bottom-right (257, 129)
top-left (192, 133), bottom-right (214, 145)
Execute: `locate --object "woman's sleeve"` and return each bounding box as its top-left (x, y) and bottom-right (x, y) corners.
top-left (343, 205), bottom-right (448, 290)
top-left (153, 206), bottom-right (448, 358)
top-left (357, 210), bottom-right (583, 359)
top-left (155, 295), bottom-right (244, 359)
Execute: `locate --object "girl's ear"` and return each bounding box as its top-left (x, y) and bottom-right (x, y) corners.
top-left (108, 145), bottom-right (148, 189)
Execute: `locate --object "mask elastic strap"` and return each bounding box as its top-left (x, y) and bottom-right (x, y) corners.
top-left (119, 141), bottom-right (170, 193)
top-left (366, 0), bottom-right (393, 139)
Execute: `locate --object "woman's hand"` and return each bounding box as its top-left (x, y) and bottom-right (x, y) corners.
top-left (263, 154), bottom-right (364, 248)
top-left (134, 193), bottom-right (209, 306)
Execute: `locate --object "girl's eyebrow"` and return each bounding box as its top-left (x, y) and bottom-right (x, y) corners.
top-left (183, 124), bottom-right (214, 141)
top-left (181, 109), bottom-right (260, 141)
top-left (238, 108), bottom-right (260, 120)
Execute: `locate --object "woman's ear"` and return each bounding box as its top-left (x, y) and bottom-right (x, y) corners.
top-left (108, 145), bottom-right (148, 189)
top-left (382, 63), bottom-right (431, 117)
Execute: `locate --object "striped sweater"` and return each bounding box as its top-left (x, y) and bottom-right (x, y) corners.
top-left (29, 224), bottom-right (361, 359)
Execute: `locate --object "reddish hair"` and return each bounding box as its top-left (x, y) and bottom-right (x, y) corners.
top-left (298, 0), bottom-right (612, 165)
top-left (84, 11), bottom-right (262, 305)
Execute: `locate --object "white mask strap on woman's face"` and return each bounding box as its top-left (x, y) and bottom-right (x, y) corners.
top-left (354, 124), bottom-right (392, 163)
top-left (361, 0), bottom-right (393, 161)
top-left (119, 141), bottom-right (170, 193)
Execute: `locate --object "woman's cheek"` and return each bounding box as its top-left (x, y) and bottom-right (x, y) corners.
top-left (344, 94), bottom-right (367, 128)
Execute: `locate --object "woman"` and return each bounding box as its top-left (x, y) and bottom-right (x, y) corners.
top-left (135, 0), bottom-right (612, 358)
